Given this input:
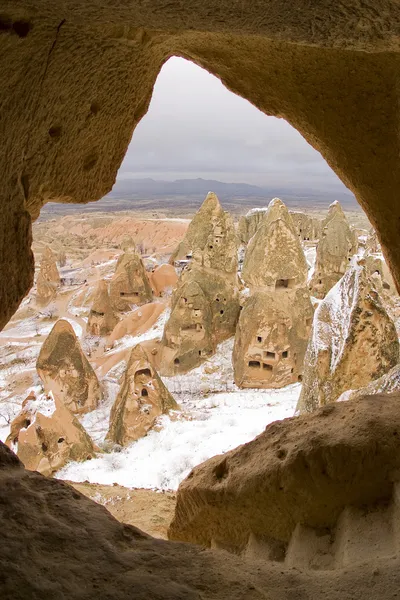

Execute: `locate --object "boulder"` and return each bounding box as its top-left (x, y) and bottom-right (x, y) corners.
top-left (107, 302), bottom-right (165, 345)
top-left (86, 280), bottom-right (119, 336)
top-left (297, 262), bottom-right (399, 413)
top-left (233, 288), bottom-right (313, 388)
top-left (242, 198), bottom-right (308, 291)
top-left (168, 396), bottom-right (400, 557)
top-left (109, 250), bottom-right (153, 311)
top-left (107, 344), bottom-right (178, 445)
top-left (148, 263), bottom-right (178, 297)
top-left (309, 201), bottom-right (355, 298)
top-left (36, 319), bottom-right (102, 414)
top-left (6, 391), bottom-right (95, 476)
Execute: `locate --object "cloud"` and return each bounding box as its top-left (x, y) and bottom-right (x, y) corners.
top-left (118, 57), bottom-right (348, 192)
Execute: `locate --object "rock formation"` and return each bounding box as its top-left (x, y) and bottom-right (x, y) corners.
top-left (193, 210), bottom-right (238, 274)
top-left (109, 250), bottom-right (153, 311)
top-left (309, 201), bottom-right (355, 298)
top-left (169, 192), bottom-right (225, 263)
top-left (364, 253), bottom-right (397, 296)
top-left (107, 302), bottom-right (165, 346)
top-left (86, 280), bottom-right (118, 336)
top-left (36, 246), bottom-right (61, 306)
top-left (290, 211), bottom-right (322, 242)
top-left (233, 288), bottom-right (313, 388)
top-left (107, 344), bottom-right (178, 445)
top-left (6, 391), bottom-right (95, 476)
top-left (160, 277), bottom-right (215, 374)
top-left (237, 208), bottom-right (268, 245)
top-left (366, 228), bottom-right (380, 254)
top-left (37, 319), bottom-right (102, 414)
top-left (148, 263), bottom-right (178, 297)
top-left (297, 262), bottom-right (399, 413)
top-left (338, 362), bottom-right (400, 402)
top-left (169, 396), bottom-right (400, 569)
top-left (242, 198), bottom-right (308, 290)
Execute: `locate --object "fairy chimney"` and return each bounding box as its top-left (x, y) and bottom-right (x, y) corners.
top-left (109, 250), bottom-right (153, 311)
top-left (86, 280), bottom-right (118, 336)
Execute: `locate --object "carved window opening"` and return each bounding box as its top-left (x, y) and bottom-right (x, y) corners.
top-left (248, 360), bottom-right (260, 368)
top-left (282, 350), bottom-right (289, 359)
top-left (141, 388), bottom-right (148, 397)
top-left (263, 363), bottom-right (273, 371)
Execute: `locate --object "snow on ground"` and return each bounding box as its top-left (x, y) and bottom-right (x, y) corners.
top-left (58, 336), bottom-right (300, 490)
top-left (0, 315), bottom-right (82, 339)
top-left (305, 246), bottom-right (317, 281)
top-left (58, 384), bottom-right (300, 490)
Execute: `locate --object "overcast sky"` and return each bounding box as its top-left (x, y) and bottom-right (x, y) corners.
top-left (118, 57), bottom-right (348, 194)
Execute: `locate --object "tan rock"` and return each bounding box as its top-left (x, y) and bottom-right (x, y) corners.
top-left (36, 246), bottom-right (60, 306)
top-left (233, 288), bottom-right (313, 388)
top-left (160, 277), bottom-right (215, 375)
top-left (107, 302), bottom-right (165, 345)
top-left (37, 319), bottom-right (102, 414)
top-left (169, 192), bottom-right (225, 263)
top-left (366, 228), bottom-right (380, 254)
top-left (290, 211), bottom-right (322, 242)
top-left (237, 208), bottom-right (268, 245)
top-left (86, 280), bottom-right (118, 336)
top-left (309, 201), bottom-right (355, 298)
top-left (109, 250), bottom-right (153, 311)
top-left (148, 263), bottom-right (178, 297)
top-left (107, 344), bottom-right (178, 445)
top-left (242, 198), bottom-right (308, 290)
top-left (338, 362), bottom-right (400, 402)
top-left (297, 262), bottom-right (399, 413)
top-left (168, 396), bottom-right (400, 555)
top-left (6, 392), bottom-right (95, 476)
top-left (193, 210), bottom-right (238, 274)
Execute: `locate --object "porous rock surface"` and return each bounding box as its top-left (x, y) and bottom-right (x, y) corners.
top-left (170, 192), bottom-right (224, 263)
top-left (107, 344), bottom-right (178, 445)
top-left (297, 262), bottom-right (399, 413)
top-left (242, 198), bottom-right (308, 291)
top-left (109, 250), bottom-right (153, 311)
top-left (309, 201), bottom-right (355, 298)
top-left (169, 395), bottom-right (400, 554)
top-left (86, 279), bottom-right (118, 336)
top-left (6, 392), bottom-right (95, 476)
top-left (233, 288), bottom-right (313, 388)
top-left (37, 319), bottom-right (102, 414)
top-left (36, 245), bottom-right (60, 306)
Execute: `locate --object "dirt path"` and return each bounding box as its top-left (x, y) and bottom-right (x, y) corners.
top-left (69, 481), bottom-right (176, 539)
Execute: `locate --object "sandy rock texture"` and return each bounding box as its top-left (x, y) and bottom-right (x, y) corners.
top-left (36, 319), bottom-right (102, 414)
top-left (290, 211), bottom-right (322, 243)
top-left (169, 395), bottom-right (400, 558)
top-left (109, 251), bottom-right (153, 311)
top-left (148, 263), bottom-right (178, 297)
top-left (309, 201), bottom-right (355, 298)
top-left (36, 245), bottom-right (60, 306)
top-left (233, 288), bottom-right (313, 388)
top-left (297, 262), bottom-right (399, 413)
top-left (2, 2), bottom-right (400, 328)
top-left (242, 198), bottom-right (308, 291)
top-left (6, 392), bottom-right (95, 476)
top-left (87, 279), bottom-right (119, 336)
top-left (107, 344), bottom-right (178, 445)
top-left (107, 301), bottom-right (165, 345)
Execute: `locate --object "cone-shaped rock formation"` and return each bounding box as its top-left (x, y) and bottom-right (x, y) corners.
top-left (233, 288), bottom-right (313, 388)
top-left (109, 250), bottom-right (153, 311)
top-left (290, 211), bottom-right (322, 242)
top-left (297, 262), bottom-right (399, 413)
top-left (309, 201), bottom-right (356, 298)
top-left (169, 192), bottom-right (225, 263)
top-left (242, 198), bottom-right (308, 290)
top-left (6, 391), bottom-right (95, 476)
top-left (87, 280), bottom-right (118, 336)
top-left (36, 246), bottom-right (60, 306)
top-left (107, 344), bottom-right (178, 445)
top-left (148, 263), bottom-right (178, 297)
top-left (37, 319), bottom-right (101, 414)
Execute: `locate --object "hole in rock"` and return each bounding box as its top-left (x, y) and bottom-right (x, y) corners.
top-left (12, 20), bottom-right (32, 37)
top-left (141, 388), bottom-right (148, 397)
top-left (263, 363), bottom-right (273, 371)
top-left (41, 443), bottom-right (48, 452)
top-left (49, 125), bottom-right (62, 139)
top-left (58, 437), bottom-right (65, 443)
top-left (248, 360), bottom-right (260, 368)
top-left (282, 350), bottom-right (289, 359)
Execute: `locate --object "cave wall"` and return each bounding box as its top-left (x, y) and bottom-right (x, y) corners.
top-left (1, 0), bottom-right (400, 328)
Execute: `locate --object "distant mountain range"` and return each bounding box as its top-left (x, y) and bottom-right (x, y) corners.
top-left (41, 177), bottom-right (357, 217)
